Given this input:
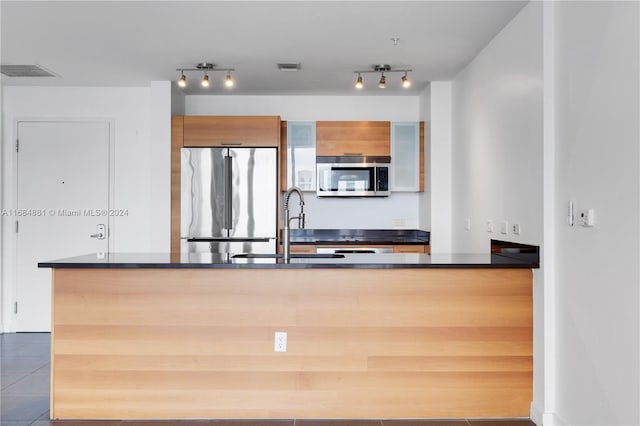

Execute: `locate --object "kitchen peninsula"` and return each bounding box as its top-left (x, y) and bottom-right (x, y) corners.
top-left (40, 244), bottom-right (538, 420)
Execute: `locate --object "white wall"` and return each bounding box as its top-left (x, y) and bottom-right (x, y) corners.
top-left (149, 81), bottom-right (172, 251)
top-left (418, 85), bottom-right (431, 232)
top-left (1, 86), bottom-right (171, 252)
top-left (186, 95), bottom-right (419, 121)
top-left (429, 82), bottom-right (453, 253)
top-left (171, 84), bottom-right (186, 115)
top-left (1, 84), bottom-right (171, 331)
top-left (186, 95), bottom-right (424, 229)
top-left (0, 3), bottom-right (4, 332)
top-left (551, 2), bottom-right (639, 425)
top-left (541, 3), bottom-right (557, 423)
top-left (448, 2), bottom-right (544, 422)
top-left (451, 3), bottom-right (543, 253)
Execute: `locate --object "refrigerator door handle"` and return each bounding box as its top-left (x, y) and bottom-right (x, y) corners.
top-left (224, 154), bottom-right (233, 231)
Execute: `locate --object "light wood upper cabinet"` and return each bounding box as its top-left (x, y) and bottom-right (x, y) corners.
top-left (170, 116), bottom-right (184, 254)
top-left (316, 121), bottom-right (390, 157)
top-left (183, 116), bottom-right (280, 147)
top-left (279, 121), bottom-right (288, 191)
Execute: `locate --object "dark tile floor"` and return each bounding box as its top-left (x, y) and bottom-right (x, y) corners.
top-left (1, 332), bottom-right (51, 426)
top-left (0, 333), bottom-right (536, 426)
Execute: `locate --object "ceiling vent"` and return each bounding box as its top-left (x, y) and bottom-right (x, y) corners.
top-left (277, 63), bottom-right (301, 72)
top-left (1, 64), bottom-right (57, 77)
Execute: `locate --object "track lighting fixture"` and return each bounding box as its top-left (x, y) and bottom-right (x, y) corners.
top-left (175, 62), bottom-right (236, 89)
top-left (352, 64), bottom-right (413, 90)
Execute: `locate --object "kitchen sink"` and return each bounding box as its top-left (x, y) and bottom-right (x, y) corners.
top-left (232, 253), bottom-right (345, 259)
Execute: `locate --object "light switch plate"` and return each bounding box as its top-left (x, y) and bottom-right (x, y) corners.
top-left (500, 221), bottom-right (508, 234)
top-left (486, 220), bottom-right (494, 233)
top-left (578, 209), bottom-right (595, 227)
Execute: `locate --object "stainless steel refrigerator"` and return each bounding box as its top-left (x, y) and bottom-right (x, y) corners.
top-left (181, 147), bottom-right (277, 254)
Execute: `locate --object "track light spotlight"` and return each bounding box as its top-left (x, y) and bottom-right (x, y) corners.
top-left (355, 73), bottom-right (364, 89)
top-left (224, 72), bottom-right (234, 88)
top-left (177, 72), bottom-right (187, 88)
top-left (201, 73), bottom-right (210, 88)
top-left (401, 72), bottom-right (411, 88)
top-left (378, 73), bottom-right (386, 89)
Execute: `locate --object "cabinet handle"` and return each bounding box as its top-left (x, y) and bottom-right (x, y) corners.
top-left (222, 142), bottom-right (243, 146)
top-left (343, 152), bottom-right (363, 156)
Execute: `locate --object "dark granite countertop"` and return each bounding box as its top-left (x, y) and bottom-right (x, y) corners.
top-left (287, 229), bottom-right (430, 245)
top-left (38, 250), bottom-right (538, 269)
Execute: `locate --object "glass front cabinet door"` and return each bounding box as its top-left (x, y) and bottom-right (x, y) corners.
top-left (287, 121), bottom-right (316, 191)
top-left (391, 122), bottom-right (420, 191)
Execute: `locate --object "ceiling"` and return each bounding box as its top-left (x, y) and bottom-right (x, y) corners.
top-left (1, 1), bottom-right (528, 96)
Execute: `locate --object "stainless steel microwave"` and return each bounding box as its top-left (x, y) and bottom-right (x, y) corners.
top-left (316, 156), bottom-right (390, 197)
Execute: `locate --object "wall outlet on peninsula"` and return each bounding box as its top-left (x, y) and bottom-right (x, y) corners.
top-left (274, 331), bottom-right (287, 352)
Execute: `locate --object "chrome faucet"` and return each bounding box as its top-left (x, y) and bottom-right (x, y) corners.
top-left (283, 186), bottom-right (305, 261)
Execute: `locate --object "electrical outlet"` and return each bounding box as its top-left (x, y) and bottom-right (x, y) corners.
top-left (392, 218), bottom-right (406, 228)
top-left (274, 331), bottom-right (287, 352)
top-left (512, 223), bottom-right (521, 235)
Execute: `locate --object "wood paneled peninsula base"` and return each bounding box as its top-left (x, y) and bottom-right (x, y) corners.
top-left (42, 252), bottom-right (535, 420)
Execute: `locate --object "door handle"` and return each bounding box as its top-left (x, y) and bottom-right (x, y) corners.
top-left (224, 155), bottom-right (233, 230)
top-left (90, 224), bottom-right (106, 240)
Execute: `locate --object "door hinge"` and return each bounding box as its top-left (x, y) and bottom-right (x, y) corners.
top-left (16, 139), bottom-right (19, 153)
top-left (14, 301), bottom-right (18, 314)
top-left (16, 220), bottom-right (19, 233)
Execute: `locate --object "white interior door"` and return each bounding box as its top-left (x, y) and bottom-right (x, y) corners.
top-left (15, 121), bottom-right (111, 331)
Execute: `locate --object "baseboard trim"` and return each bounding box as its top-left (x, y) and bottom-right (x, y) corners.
top-left (530, 401), bottom-right (543, 425)
top-left (543, 411), bottom-right (570, 426)
top-left (530, 401), bottom-right (571, 426)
